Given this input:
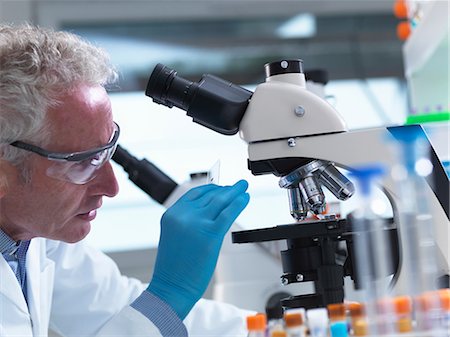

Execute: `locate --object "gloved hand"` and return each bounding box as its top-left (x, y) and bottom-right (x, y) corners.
top-left (147, 180), bottom-right (250, 319)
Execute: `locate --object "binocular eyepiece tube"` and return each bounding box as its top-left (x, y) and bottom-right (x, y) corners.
top-left (145, 63), bottom-right (253, 135)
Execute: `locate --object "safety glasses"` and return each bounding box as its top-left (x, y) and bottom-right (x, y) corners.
top-left (10, 122), bottom-right (120, 184)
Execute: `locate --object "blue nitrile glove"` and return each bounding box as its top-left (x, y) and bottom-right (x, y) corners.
top-left (147, 180), bottom-right (250, 319)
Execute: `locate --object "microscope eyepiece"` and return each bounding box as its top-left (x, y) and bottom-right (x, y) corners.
top-left (112, 145), bottom-right (177, 205)
top-left (264, 59), bottom-right (304, 77)
top-left (145, 63), bottom-right (197, 110)
top-left (146, 63), bottom-right (253, 135)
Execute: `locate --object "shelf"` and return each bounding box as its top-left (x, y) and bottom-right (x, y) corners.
top-left (403, 1), bottom-right (449, 77)
top-left (402, 0), bottom-right (449, 119)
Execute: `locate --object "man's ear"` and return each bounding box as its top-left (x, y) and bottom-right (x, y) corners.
top-left (0, 160), bottom-right (18, 198)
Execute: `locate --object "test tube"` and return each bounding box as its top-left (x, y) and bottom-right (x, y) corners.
top-left (347, 303), bottom-right (368, 337)
top-left (349, 165), bottom-right (392, 335)
top-left (393, 296), bottom-right (413, 333)
top-left (284, 308), bottom-right (306, 337)
top-left (417, 289), bottom-right (450, 335)
top-left (327, 303), bottom-right (348, 337)
top-left (389, 127), bottom-right (442, 298)
top-left (375, 297), bottom-right (398, 334)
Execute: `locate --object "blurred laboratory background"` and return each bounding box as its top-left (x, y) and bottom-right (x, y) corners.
top-left (1, 0), bottom-right (448, 311)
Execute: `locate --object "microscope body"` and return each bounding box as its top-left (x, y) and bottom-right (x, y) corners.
top-left (239, 72), bottom-right (347, 142)
top-left (237, 66), bottom-right (449, 299)
top-left (145, 59), bottom-right (449, 310)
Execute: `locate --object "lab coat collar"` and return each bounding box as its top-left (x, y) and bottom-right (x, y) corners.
top-left (26, 238), bottom-right (55, 336)
top-left (0, 251), bottom-right (28, 314)
top-left (0, 238), bottom-right (55, 336)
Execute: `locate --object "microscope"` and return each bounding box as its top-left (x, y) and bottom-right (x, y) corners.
top-left (144, 59), bottom-right (449, 310)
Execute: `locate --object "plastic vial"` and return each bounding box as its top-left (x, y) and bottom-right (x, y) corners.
top-left (375, 297), bottom-right (398, 335)
top-left (284, 309), bottom-right (306, 337)
top-left (347, 303), bottom-right (368, 337)
top-left (393, 296), bottom-right (413, 333)
top-left (415, 290), bottom-right (444, 330)
top-left (416, 289), bottom-right (448, 333)
top-left (327, 303), bottom-right (348, 337)
top-left (306, 308), bottom-right (328, 337)
top-left (246, 313), bottom-right (267, 337)
top-left (269, 325), bottom-right (287, 337)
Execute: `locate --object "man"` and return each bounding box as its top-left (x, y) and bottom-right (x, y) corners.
top-left (0, 24), bottom-right (252, 336)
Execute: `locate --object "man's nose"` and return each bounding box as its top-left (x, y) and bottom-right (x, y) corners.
top-left (90, 161), bottom-right (119, 197)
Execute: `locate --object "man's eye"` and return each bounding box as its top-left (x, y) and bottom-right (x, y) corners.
top-left (73, 158), bottom-right (95, 171)
top-left (89, 151), bottom-right (107, 166)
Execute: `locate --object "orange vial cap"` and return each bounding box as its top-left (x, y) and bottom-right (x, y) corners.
top-left (327, 303), bottom-right (346, 321)
top-left (393, 296), bottom-right (413, 333)
top-left (416, 290), bottom-right (442, 311)
top-left (419, 289), bottom-right (450, 310)
top-left (393, 0), bottom-right (408, 18)
top-left (347, 302), bottom-right (366, 318)
top-left (247, 313), bottom-right (267, 331)
top-left (416, 293), bottom-right (430, 311)
top-left (438, 288), bottom-right (450, 310)
top-left (393, 296), bottom-right (412, 315)
top-left (396, 21), bottom-right (411, 40)
top-left (284, 312), bottom-right (303, 328)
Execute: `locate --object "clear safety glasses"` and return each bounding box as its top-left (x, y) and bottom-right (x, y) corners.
top-left (10, 122), bottom-right (120, 185)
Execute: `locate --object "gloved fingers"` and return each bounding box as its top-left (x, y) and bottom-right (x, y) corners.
top-left (213, 192), bottom-right (250, 233)
top-left (192, 179), bottom-right (249, 210)
top-left (200, 180), bottom-right (249, 216)
top-left (179, 183), bottom-right (220, 202)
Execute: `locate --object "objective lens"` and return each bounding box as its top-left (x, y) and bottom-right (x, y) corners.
top-left (287, 186), bottom-right (308, 221)
top-left (318, 163), bottom-right (355, 200)
top-left (298, 174), bottom-right (326, 215)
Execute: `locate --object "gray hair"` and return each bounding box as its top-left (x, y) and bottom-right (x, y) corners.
top-left (0, 23), bottom-right (118, 165)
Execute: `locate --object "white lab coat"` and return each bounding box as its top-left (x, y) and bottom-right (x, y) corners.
top-left (0, 238), bottom-right (253, 336)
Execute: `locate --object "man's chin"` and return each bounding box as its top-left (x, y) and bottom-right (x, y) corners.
top-left (61, 221), bottom-right (91, 243)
